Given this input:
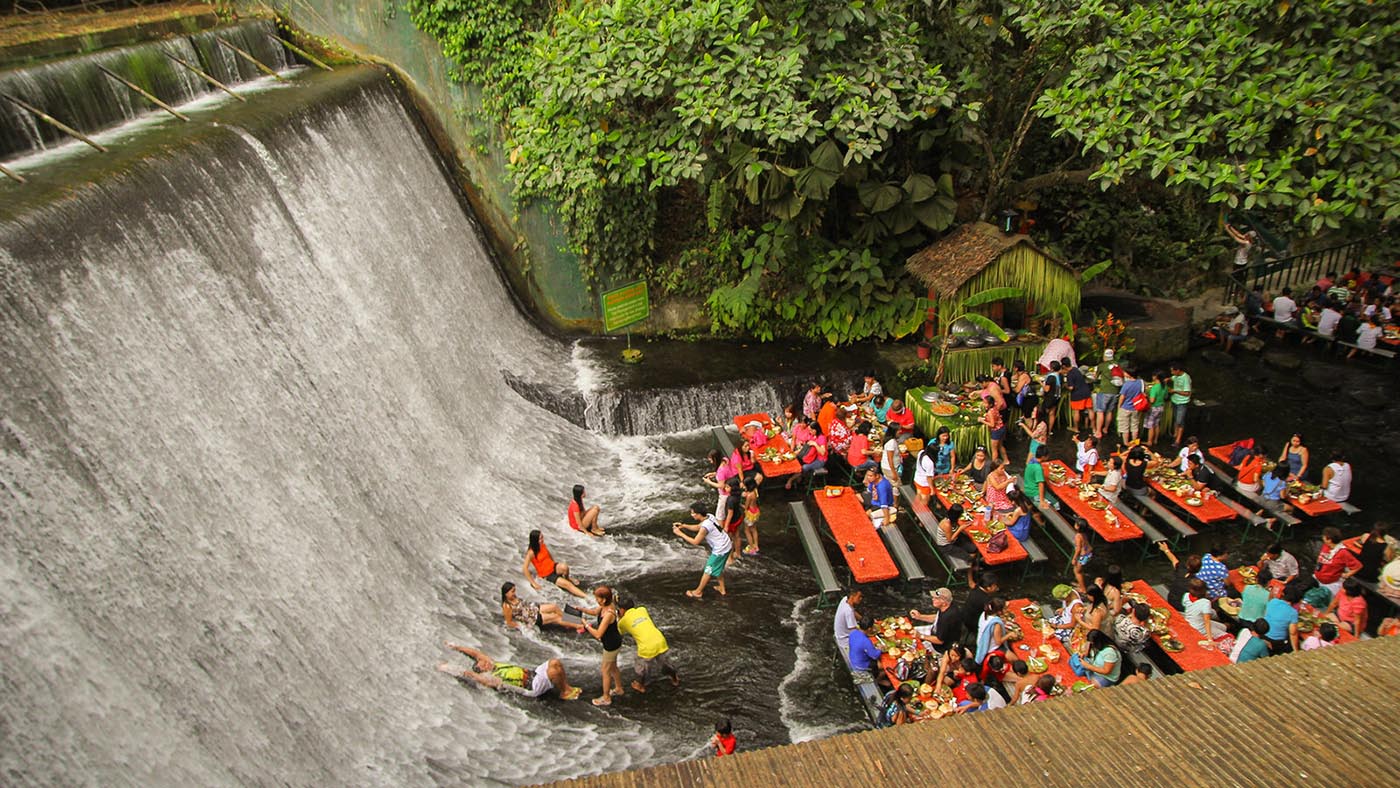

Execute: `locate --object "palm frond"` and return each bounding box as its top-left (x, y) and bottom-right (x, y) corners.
top-left (1078, 259), bottom-right (1113, 284)
top-left (959, 287), bottom-right (1027, 309)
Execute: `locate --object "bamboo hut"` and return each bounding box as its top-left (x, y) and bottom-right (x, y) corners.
top-left (906, 222), bottom-right (1082, 382)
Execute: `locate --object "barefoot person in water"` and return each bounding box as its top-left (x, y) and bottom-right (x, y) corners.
top-left (521, 530), bottom-right (588, 599)
top-left (437, 642), bottom-right (582, 700)
top-left (673, 502), bottom-right (731, 599)
top-left (500, 582), bottom-right (589, 631)
top-left (616, 598), bottom-right (680, 694)
top-left (568, 484), bottom-right (604, 536)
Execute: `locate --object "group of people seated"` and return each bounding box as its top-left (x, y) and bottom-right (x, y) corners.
top-left (1162, 527), bottom-right (1400, 658)
top-left (1233, 267), bottom-right (1397, 357)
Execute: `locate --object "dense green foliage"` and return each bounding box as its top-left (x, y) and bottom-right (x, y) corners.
top-left (409, 0), bottom-right (1398, 342)
top-left (1027, 0), bottom-right (1400, 233)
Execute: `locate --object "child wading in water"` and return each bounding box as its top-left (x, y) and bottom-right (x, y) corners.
top-left (710, 718), bottom-right (737, 757)
top-left (1071, 517), bottom-right (1093, 589)
top-left (741, 478), bottom-right (761, 556)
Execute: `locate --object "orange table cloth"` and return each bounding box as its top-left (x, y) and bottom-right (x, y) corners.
top-left (1004, 598), bottom-right (1079, 690)
top-left (1042, 460), bottom-right (1143, 542)
top-left (812, 487), bottom-right (898, 583)
top-left (930, 476), bottom-right (1029, 565)
top-left (1129, 580), bottom-right (1230, 671)
top-left (1144, 475), bottom-right (1236, 523)
top-left (1206, 444), bottom-right (1239, 466)
top-left (1281, 490), bottom-right (1342, 517)
top-left (733, 413), bottom-right (801, 477)
top-left (1209, 442), bottom-right (1341, 516)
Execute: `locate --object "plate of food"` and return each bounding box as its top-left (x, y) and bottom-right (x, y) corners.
top-left (1071, 680), bottom-right (1096, 693)
top-left (1184, 497), bottom-right (1203, 507)
top-left (1238, 567), bottom-right (1259, 582)
top-left (888, 648), bottom-right (903, 659)
top-left (1161, 637), bottom-right (1184, 652)
top-left (1088, 500), bottom-right (1110, 510)
top-left (931, 403), bottom-right (959, 416)
top-left (1218, 598), bottom-right (1242, 615)
top-left (971, 530), bottom-right (992, 543)
top-left (1027, 656), bottom-right (1047, 673)
top-left (1021, 604), bottom-right (1043, 619)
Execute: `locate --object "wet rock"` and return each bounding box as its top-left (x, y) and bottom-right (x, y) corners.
top-left (1201, 349), bottom-right (1236, 366)
top-left (1347, 387), bottom-right (1389, 410)
top-left (1262, 352), bottom-right (1303, 371)
top-left (1301, 367), bottom-right (1343, 392)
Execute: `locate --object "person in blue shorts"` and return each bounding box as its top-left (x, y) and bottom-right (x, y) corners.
top-left (674, 502), bottom-right (732, 599)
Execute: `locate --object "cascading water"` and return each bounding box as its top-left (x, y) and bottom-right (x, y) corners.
top-left (0, 65), bottom-right (727, 785)
top-left (0, 19), bottom-right (291, 160)
top-left (564, 343), bottom-right (863, 436)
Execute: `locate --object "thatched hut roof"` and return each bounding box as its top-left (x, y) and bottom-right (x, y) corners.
top-left (906, 222), bottom-right (1073, 296)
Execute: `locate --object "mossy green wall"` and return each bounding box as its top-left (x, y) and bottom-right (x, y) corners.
top-left (246, 0), bottom-right (598, 329)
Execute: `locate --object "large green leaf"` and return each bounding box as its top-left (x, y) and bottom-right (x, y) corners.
top-left (955, 312), bottom-right (1009, 341)
top-left (809, 139), bottom-right (843, 172)
top-left (1077, 258), bottom-right (1113, 284)
top-left (794, 165), bottom-right (840, 200)
top-left (858, 181), bottom-right (905, 213)
top-left (911, 195), bottom-right (956, 231)
top-left (902, 173), bottom-right (937, 203)
top-left (959, 287), bottom-right (1026, 309)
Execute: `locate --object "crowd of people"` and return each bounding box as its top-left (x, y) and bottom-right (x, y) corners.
top-left (1227, 267), bottom-right (1398, 358)
top-left (817, 354), bottom-right (1400, 727)
top-left (437, 483), bottom-right (683, 711)
top-left (437, 342), bottom-right (1400, 748)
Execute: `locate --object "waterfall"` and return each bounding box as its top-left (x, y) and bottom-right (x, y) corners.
top-left (0, 19), bottom-right (291, 160)
top-left (563, 343), bottom-right (863, 435)
top-left (0, 66), bottom-right (671, 786)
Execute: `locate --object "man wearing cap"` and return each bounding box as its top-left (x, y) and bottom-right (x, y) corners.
top-left (1218, 306), bottom-right (1249, 353)
top-left (910, 588), bottom-right (963, 653)
top-left (1091, 349), bottom-right (1120, 440)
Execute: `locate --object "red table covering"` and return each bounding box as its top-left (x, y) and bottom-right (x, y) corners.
top-left (1004, 598), bottom-right (1079, 690)
top-left (1042, 460), bottom-right (1143, 542)
top-left (812, 487), bottom-right (898, 583)
top-left (1129, 580), bottom-right (1230, 671)
top-left (1209, 442), bottom-right (1342, 516)
top-left (1144, 475), bottom-right (1237, 524)
top-left (929, 477), bottom-right (1028, 565)
top-left (733, 413), bottom-right (802, 477)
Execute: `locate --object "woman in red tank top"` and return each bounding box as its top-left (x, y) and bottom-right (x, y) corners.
top-left (568, 484), bottom-right (604, 536)
top-left (522, 530), bottom-right (587, 599)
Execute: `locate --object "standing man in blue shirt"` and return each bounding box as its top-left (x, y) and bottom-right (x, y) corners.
top-left (864, 467), bottom-right (896, 527)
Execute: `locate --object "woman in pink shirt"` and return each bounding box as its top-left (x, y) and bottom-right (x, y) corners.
top-left (1325, 578), bottom-right (1368, 635)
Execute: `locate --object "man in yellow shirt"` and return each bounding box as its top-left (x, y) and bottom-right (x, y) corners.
top-left (617, 602), bottom-right (680, 694)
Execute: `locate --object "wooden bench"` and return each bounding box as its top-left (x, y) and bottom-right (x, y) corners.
top-left (1337, 341), bottom-right (1397, 360)
top-left (710, 426), bottom-right (737, 456)
top-left (1123, 488), bottom-right (1198, 543)
top-left (787, 501), bottom-right (842, 608)
top-left (899, 484), bottom-right (971, 584)
top-left (1203, 458), bottom-right (1303, 531)
top-left (877, 518), bottom-right (928, 586)
top-left (850, 665), bottom-right (886, 727)
top-left (1032, 498), bottom-right (1076, 570)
